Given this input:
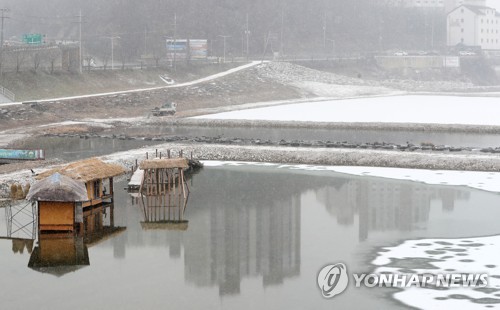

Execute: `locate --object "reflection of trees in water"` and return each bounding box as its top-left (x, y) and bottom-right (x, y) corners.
top-left (315, 179), bottom-right (470, 241)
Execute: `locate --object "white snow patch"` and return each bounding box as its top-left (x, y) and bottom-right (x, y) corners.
top-left (37, 120), bottom-right (114, 129)
top-left (202, 161), bottom-right (500, 193)
top-left (193, 95), bottom-right (500, 126)
top-left (372, 235), bottom-right (500, 309)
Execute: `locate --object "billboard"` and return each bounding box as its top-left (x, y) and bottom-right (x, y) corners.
top-left (166, 39), bottom-right (207, 60)
top-left (166, 40), bottom-right (188, 60)
top-left (189, 40), bottom-right (208, 59)
top-left (0, 149), bottom-right (45, 160)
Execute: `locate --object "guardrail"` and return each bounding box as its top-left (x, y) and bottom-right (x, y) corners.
top-left (0, 85), bottom-right (15, 101)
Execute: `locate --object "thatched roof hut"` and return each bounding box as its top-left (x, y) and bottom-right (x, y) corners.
top-left (36, 158), bottom-right (125, 182)
top-left (139, 158), bottom-right (189, 170)
top-left (27, 173), bottom-right (88, 202)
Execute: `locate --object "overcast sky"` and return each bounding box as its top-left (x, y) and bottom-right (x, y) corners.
top-left (487, 0), bottom-right (500, 11)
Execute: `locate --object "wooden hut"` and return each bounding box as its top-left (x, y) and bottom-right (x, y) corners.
top-left (27, 173), bottom-right (88, 233)
top-left (36, 158), bottom-right (125, 207)
top-left (138, 158), bottom-right (190, 230)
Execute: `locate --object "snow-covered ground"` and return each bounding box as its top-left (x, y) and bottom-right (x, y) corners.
top-left (193, 95), bottom-right (500, 126)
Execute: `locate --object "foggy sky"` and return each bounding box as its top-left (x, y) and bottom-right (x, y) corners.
top-left (487, 0), bottom-right (500, 11)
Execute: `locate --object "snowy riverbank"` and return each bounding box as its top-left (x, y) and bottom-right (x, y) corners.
top-left (3, 142), bottom-right (500, 197)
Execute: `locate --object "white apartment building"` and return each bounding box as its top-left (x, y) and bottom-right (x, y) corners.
top-left (447, 4), bottom-right (500, 49)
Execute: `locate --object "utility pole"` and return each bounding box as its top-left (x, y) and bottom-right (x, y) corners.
top-left (144, 25), bottom-right (148, 56)
top-left (0, 8), bottom-right (9, 78)
top-left (245, 13), bottom-right (250, 60)
top-left (218, 35), bottom-right (230, 63)
top-left (323, 13), bottom-right (327, 50)
top-left (106, 36), bottom-right (120, 70)
top-left (173, 13), bottom-right (177, 71)
top-left (0, 8), bottom-right (9, 50)
top-left (76, 10), bottom-right (83, 74)
top-left (280, 6), bottom-right (284, 57)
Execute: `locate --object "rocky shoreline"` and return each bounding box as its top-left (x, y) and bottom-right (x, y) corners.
top-left (3, 138), bottom-right (500, 198)
top-left (45, 132), bottom-right (500, 154)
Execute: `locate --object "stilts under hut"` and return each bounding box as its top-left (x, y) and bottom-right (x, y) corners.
top-left (138, 157), bottom-right (190, 230)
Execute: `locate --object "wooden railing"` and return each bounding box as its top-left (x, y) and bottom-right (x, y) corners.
top-left (0, 85), bottom-right (15, 101)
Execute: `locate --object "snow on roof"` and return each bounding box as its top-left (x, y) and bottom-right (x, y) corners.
top-left (27, 173), bottom-right (88, 202)
top-left (449, 4), bottom-right (497, 16)
top-left (36, 158), bottom-right (125, 182)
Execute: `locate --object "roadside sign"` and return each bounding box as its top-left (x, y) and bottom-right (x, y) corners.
top-left (0, 149), bottom-right (45, 160)
top-left (444, 56), bottom-right (460, 68)
top-left (22, 34), bottom-right (44, 45)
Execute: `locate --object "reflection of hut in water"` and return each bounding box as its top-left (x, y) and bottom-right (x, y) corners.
top-left (27, 201), bottom-right (125, 276)
top-left (31, 158), bottom-right (125, 233)
top-left (138, 158), bottom-right (190, 230)
top-left (28, 235), bottom-right (90, 276)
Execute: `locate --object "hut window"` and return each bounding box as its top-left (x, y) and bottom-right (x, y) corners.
top-left (93, 180), bottom-right (100, 198)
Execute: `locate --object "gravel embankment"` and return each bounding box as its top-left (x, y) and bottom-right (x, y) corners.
top-left (3, 142), bottom-right (500, 198)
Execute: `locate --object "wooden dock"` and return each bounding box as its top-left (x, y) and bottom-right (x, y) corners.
top-left (128, 169), bottom-right (144, 191)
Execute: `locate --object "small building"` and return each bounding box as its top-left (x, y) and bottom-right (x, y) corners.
top-left (36, 158), bottom-right (125, 207)
top-left (26, 173), bottom-right (88, 233)
top-left (447, 4), bottom-right (500, 50)
top-left (29, 158), bottom-right (125, 233)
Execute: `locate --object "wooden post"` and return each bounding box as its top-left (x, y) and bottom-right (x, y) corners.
top-left (178, 169), bottom-right (182, 221)
top-left (168, 170), bottom-right (171, 221)
top-left (167, 150), bottom-right (171, 158)
top-left (156, 149), bottom-right (158, 158)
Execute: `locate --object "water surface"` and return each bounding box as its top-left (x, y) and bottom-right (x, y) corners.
top-left (1, 165), bottom-right (500, 309)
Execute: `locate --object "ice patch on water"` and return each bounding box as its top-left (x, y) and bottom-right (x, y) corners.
top-left (192, 95), bottom-right (500, 126)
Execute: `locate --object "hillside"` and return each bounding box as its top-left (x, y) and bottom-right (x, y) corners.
top-left (0, 63), bottom-right (240, 101)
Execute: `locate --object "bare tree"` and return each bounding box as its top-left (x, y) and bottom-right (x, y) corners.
top-left (33, 52), bottom-right (41, 73)
top-left (46, 47), bottom-right (61, 74)
top-left (15, 50), bottom-right (27, 74)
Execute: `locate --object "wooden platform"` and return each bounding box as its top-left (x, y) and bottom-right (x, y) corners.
top-left (128, 169), bottom-right (144, 191)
